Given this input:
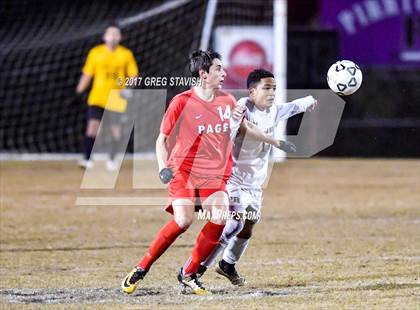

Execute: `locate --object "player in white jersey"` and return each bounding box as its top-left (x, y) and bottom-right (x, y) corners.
top-left (196, 69), bottom-right (317, 285)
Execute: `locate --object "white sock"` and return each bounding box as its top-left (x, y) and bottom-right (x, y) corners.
top-left (223, 236), bottom-right (249, 264)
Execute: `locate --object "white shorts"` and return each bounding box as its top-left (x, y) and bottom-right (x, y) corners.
top-left (227, 183), bottom-right (262, 223)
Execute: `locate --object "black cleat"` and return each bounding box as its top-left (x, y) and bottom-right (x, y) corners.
top-left (215, 260), bottom-right (246, 286)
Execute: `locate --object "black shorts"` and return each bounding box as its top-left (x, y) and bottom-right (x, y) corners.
top-left (87, 105), bottom-right (123, 125)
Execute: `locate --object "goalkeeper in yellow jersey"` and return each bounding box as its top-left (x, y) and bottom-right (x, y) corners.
top-left (76, 24), bottom-right (138, 169)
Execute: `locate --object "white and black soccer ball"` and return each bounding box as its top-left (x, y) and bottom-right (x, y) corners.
top-left (327, 60), bottom-right (363, 96)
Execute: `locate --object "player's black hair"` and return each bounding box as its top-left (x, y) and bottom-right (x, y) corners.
top-left (247, 69), bottom-right (275, 89)
top-left (189, 50), bottom-right (222, 78)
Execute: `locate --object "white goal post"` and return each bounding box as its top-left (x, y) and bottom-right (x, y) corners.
top-left (273, 0), bottom-right (288, 162)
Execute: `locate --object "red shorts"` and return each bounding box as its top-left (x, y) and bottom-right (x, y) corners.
top-left (165, 170), bottom-right (228, 214)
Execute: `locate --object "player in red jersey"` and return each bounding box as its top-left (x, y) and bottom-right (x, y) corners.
top-left (121, 51), bottom-right (279, 295)
top-left (122, 50), bottom-right (238, 295)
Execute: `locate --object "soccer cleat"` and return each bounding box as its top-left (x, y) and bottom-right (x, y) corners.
top-left (196, 264), bottom-right (207, 278)
top-left (121, 267), bottom-right (147, 294)
top-left (215, 260), bottom-right (246, 286)
top-left (78, 159), bottom-right (93, 169)
top-left (106, 159), bottom-right (118, 171)
top-left (177, 268), bottom-right (211, 295)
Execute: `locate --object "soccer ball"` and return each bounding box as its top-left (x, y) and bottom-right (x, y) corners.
top-left (327, 60), bottom-right (363, 96)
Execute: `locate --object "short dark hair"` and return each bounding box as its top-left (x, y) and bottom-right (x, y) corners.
top-left (247, 69), bottom-right (274, 89)
top-left (189, 50), bottom-right (221, 78)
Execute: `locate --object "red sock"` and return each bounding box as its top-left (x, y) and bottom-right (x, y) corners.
top-left (183, 221), bottom-right (225, 276)
top-left (137, 220), bottom-right (185, 271)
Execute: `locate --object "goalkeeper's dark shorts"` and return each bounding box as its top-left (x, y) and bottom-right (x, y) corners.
top-left (87, 105), bottom-right (123, 125)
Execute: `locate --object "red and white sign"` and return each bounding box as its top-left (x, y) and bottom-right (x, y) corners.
top-left (214, 26), bottom-right (273, 89)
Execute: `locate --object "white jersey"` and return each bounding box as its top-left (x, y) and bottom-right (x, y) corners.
top-left (229, 96), bottom-right (315, 189)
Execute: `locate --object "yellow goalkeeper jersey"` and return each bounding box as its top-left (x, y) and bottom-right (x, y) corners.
top-left (83, 44), bottom-right (138, 112)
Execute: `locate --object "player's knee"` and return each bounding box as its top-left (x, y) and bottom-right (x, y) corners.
top-left (204, 191), bottom-right (228, 208)
top-left (110, 126), bottom-right (121, 140)
top-left (174, 214), bottom-right (193, 230)
top-left (202, 191), bottom-right (229, 224)
top-left (86, 121), bottom-right (99, 137)
top-left (210, 195), bottom-right (229, 214)
top-left (219, 234), bottom-right (230, 247)
top-left (237, 230), bottom-right (252, 239)
top-left (211, 204), bottom-right (228, 225)
top-left (172, 200), bottom-right (195, 229)
top-left (113, 132), bottom-right (121, 140)
top-left (223, 219), bottom-right (244, 240)
top-left (237, 220), bottom-right (254, 239)
top-left (233, 219), bottom-right (245, 236)
top-left (86, 128), bottom-right (96, 137)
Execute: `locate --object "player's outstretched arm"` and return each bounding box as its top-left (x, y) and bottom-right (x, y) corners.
top-left (156, 133), bottom-right (173, 184)
top-left (275, 95), bottom-right (318, 121)
top-left (301, 97), bottom-right (318, 112)
top-left (277, 140), bottom-right (296, 153)
top-left (290, 95), bottom-right (317, 112)
top-left (240, 120), bottom-right (296, 153)
top-left (240, 120), bottom-right (277, 145)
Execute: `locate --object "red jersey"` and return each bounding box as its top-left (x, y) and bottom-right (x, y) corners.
top-left (160, 88), bottom-right (236, 180)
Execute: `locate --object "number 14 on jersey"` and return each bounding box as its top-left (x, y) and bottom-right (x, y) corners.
top-left (216, 106), bottom-right (231, 121)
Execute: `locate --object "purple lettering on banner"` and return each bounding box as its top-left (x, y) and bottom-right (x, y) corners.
top-left (320, 0), bottom-right (420, 66)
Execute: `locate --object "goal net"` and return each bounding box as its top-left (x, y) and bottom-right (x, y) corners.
top-left (0, 0), bottom-right (275, 155)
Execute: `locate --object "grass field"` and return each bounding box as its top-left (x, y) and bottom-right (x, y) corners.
top-left (0, 158), bottom-right (419, 309)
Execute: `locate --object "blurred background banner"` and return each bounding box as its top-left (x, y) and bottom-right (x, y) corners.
top-left (214, 26), bottom-right (273, 89)
top-left (320, 0), bottom-right (420, 66)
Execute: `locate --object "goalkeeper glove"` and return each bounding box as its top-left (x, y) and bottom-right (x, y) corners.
top-left (276, 140), bottom-right (296, 153)
top-left (159, 167), bottom-right (173, 184)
